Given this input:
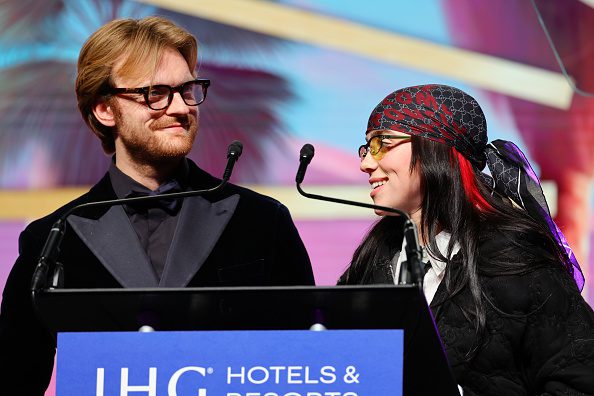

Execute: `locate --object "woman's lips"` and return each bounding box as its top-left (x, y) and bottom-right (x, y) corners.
top-left (369, 178), bottom-right (387, 198)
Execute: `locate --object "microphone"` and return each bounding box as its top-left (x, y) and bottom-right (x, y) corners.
top-left (295, 143), bottom-right (314, 184)
top-left (294, 143), bottom-right (424, 285)
top-left (223, 140), bottom-right (243, 181)
top-left (31, 141), bottom-right (244, 293)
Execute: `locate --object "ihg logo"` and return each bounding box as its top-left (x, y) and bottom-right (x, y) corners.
top-left (95, 366), bottom-right (211, 396)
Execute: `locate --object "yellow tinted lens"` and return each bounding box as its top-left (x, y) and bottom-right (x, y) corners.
top-left (369, 136), bottom-right (383, 156)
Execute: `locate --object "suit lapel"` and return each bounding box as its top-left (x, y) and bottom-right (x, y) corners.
top-left (159, 193), bottom-right (240, 287)
top-left (65, 162), bottom-right (237, 288)
top-left (67, 205), bottom-right (158, 287)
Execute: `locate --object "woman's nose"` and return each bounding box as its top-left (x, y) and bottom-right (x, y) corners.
top-left (360, 151), bottom-right (378, 173)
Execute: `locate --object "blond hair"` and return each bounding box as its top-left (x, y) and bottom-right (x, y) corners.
top-left (75, 16), bottom-right (198, 154)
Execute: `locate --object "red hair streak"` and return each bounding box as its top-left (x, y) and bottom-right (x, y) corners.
top-left (455, 150), bottom-right (494, 213)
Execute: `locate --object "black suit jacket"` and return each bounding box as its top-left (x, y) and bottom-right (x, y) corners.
top-left (0, 160), bottom-right (314, 395)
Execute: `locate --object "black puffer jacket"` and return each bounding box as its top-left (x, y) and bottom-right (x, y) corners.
top-left (342, 228), bottom-right (594, 395)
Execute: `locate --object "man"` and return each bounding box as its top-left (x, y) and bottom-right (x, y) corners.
top-left (0, 16), bottom-right (314, 394)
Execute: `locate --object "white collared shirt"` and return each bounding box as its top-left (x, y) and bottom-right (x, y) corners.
top-left (393, 232), bottom-right (465, 395)
top-left (392, 231), bottom-right (460, 304)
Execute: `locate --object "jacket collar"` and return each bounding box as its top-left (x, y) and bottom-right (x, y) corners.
top-left (66, 160), bottom-right (239, 287)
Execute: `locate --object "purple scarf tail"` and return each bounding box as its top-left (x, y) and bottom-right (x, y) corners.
top-left (484, 140), bottom-right (584, 290)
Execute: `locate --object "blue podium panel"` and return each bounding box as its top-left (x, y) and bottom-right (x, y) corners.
top-left (57, 329), bottom-right (403, 396)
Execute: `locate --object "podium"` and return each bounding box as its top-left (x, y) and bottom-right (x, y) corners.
top-left (35, 285), bottom-right (460, 395)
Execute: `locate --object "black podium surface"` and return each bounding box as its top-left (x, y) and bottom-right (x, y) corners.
top-left (35, 284), bottom-right (460, 395)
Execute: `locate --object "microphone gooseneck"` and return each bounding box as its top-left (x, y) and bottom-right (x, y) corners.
top-left (31, 141), bottom-right (244, 294)
top-left (294, 143), bottom-right (424, 285)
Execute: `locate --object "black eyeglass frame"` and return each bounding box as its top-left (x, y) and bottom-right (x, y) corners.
top-left (106, 78), bottom-right (211, 110)
top-left (358, 134), bottom-right (411, 160)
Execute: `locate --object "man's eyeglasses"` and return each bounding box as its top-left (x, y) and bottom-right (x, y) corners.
top-left (106, 78), bottom-right (210, 110)
top-left (358, 135), bottom-right (411, 161)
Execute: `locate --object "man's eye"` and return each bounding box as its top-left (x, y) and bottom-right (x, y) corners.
top-left (182, 89), bottom-right (196, 100)
top-left (148, 87), bottom-right (168, 97)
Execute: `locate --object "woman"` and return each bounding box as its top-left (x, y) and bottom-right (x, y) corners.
top-left (340, 84), bottom-right (594, 395)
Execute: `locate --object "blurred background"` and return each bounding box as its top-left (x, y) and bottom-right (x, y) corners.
top-left (1, 2), bottom-right (594, 391)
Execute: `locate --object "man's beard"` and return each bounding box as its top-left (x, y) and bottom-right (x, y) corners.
top-left (112, 104), bottom-right (198, 165)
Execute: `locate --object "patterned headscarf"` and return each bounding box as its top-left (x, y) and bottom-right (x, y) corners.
top-left (368, 84), bottom-right (584, 290)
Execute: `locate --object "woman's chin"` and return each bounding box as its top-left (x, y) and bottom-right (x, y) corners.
top-left (374, 208), bottom-right (399, 217)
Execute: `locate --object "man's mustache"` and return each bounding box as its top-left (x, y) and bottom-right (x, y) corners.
top-left (150, 115), bottom-right (196, 131)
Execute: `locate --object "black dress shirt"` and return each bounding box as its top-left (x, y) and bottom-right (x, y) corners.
top-left (108, 160), bottom-right (189, 280)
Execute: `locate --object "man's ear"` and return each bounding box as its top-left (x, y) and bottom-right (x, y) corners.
top-left (92, 99), bottom-right (116, 127)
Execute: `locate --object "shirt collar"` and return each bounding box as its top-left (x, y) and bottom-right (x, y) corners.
top-left (400, 230), bottom-right (459, 276)
top-left (423, 231), bottom-right (460, 275)
top-left (108, 156), bottom-right (189, 199)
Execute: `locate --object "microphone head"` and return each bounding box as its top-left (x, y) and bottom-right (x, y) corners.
top-left (227, 140), bottom-right (243, 159)
top-left (299, 143), bottom-right (315, 163)
top-left (295, 143), bottom-right (315, 184)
